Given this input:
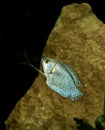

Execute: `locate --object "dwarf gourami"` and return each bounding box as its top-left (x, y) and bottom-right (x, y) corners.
top-left (41, 56), bottom-right (83, 101)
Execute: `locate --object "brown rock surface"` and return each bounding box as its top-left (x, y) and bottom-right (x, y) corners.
top-left (5, 3), bottom-right (105, 130)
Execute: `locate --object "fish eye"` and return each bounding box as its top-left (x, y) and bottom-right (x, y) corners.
top-left (45, 59), bottom-right (49, 63)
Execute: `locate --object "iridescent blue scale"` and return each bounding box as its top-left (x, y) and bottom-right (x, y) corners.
top-left (41, 56), bottom-right (83, 101)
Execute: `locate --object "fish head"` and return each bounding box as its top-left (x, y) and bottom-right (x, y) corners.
top-left (41, 56), bottom-right (56, 77)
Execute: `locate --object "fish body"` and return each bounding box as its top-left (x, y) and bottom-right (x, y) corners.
top-left (41, 56), bottom-right (83, 101)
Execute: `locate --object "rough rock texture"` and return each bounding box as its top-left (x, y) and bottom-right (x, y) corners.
top-left (6, 3), bottom-right (105, 130)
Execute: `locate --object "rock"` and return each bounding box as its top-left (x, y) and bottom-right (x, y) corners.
top-left (5, 3), bottom-right (105, 130)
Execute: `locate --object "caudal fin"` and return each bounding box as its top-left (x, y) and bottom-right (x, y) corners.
top-left (70, 89), bottom-right (83, 101)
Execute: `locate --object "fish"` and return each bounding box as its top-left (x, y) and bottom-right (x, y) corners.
top-left (22, 53), bottom-right (83, 101)
top-left (41, 56), bottom-right (83, 101)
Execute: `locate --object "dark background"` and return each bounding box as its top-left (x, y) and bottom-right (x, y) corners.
top-left (1, 0), bottom-right (105, 129)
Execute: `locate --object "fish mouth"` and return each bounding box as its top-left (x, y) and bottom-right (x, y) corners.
top-left (41, 56), bottom-right (46, 63)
